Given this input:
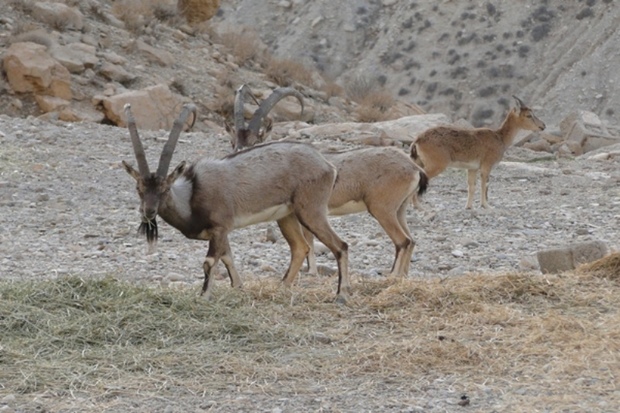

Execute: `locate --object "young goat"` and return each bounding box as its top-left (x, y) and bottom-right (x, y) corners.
top-left (410, 96), bottom-right (545, 209)
top-left (230, 85), bottom-right (429, 278)
top-left (122, 104), bottom-right (350, 301)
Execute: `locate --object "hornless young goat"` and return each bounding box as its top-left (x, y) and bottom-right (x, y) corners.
top-left (122, 104), bottom-right (350, 301)
top-left (224, 84), bottom-right (304, 152)
top-left (230, 85), bottom-right (429, 278)
top-left (410, 96), bottom-right (545, 209)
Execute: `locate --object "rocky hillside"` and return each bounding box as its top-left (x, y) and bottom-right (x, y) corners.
top-left (218, 0), bottom-right (619, 126)
top-left (0, 0), bottom-right (618, 157)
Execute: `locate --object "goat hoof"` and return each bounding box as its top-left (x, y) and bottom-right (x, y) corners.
top-left (335, 294), bottom-right (348, 305)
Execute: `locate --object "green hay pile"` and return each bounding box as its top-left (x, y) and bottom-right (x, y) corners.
top-left (1, 271), bottom-right (619, 410)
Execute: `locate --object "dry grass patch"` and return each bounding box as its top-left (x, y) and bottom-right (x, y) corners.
top-left (1, 271), bottom-right (619, 410)
top-left (111, 0), bottom-right (177, 33)
top-left (355, 90), bottom-right (395, 122)
top-left (578, 251), bottom-right (620, 280)
top-left (265, 57), bottom-right (315, 87)
top-left (215, 28), bottom-right (264, 67)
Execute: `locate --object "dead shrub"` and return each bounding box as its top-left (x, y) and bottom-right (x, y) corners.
top-left (578, 252), bottom-right (620, 280)
top-left (7, 0), bottom-right (35, 14)
top-left (217, 29), bottom-right (263, 67)
top-left (355, 90), bottom-right (395, 122)
top-left (209, 70), bottom-right (242, 118)
top-left (178, 0), bottom-right (220, 25)
top-left (265, 57), bottom-right (315, 87)
top-left (111, 0), bottom-right (171, 34)
top-left (321, 78), bottom-right (344, 100)
top-left (345, 75), bottom-right (378, 103)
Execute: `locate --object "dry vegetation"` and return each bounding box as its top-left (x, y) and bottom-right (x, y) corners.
top-left (216, 27), bottom-right (265, 67)
top-left (265, 56), bottom-right (315, 87)
top-left (1, 263), bottom-right (619, 410)
top-left (111, 0), bottom-right (178, 33)
top-left (355, 90), bottom-right (395, 122)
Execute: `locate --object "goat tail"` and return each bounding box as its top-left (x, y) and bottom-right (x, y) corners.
top-left (417, 170), bottom-right (429, 197)
top-left (410, 143), bottom-right (426, 169)
top-left (410, 143), bottom-right (419, 162)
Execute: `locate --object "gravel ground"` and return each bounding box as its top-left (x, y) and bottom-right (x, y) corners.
top-left (1, 114), bottom-right (619, 412)
top-left (1, 114), bottom-right (618, 288)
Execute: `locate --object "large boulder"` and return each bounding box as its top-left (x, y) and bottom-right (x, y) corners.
top-left (50, 43), bottom-right (98, 74)
top-left (100, 84), bottom-right (186, 130)
top-left (294, 113), bottom-right (450, 146)
top-left (560, 110), bottom-right (620, 154)
top-left (537, 241), bottom-right (609, 274)
top-left (3, 42), bottom-right (72, 100)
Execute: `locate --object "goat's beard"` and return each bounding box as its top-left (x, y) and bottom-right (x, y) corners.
top-left (138, 217), bottom-right (158, 245)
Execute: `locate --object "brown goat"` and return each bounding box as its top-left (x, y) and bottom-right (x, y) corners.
top-left (228, 84), bottom-right (429, 278)
top-left (410, 96), bottom-right (545, 209)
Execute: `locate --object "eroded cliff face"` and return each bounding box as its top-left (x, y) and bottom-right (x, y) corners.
top-left (216, 0), bottom-right (619, 125)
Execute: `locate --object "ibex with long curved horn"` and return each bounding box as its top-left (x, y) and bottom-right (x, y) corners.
top-left (225, 84), bottom-right (304, 152)
top-left (122, 103), bottom-right (350, 301)
top-left (410, 96), bottom-right (545, 209)
top-left (228, 85), bottom-right (429, 278)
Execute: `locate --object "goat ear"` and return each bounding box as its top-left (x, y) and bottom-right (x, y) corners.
top-left (167, 161), bottom-right (187, 183)
top-left (259, 118), bottom-right (273, 142)
top-left (122, 160), bottom-right (141, 181)
top-left (224, 120), bottom-right (237, 148)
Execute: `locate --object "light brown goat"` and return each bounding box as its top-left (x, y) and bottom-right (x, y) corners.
top-left (229, 85), bottom-right (429, 278)
top-left (410, 96), bottom-right (545, 209)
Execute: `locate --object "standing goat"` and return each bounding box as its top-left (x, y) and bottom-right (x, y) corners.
top-left (410, 96), bottom-right (545, 209)
top-left (122, 104), bottom-right (350, 301)
top-left (229, 85), bottom-right (429, 278)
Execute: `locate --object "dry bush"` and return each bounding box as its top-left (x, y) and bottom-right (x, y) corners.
top-left (208, 70), bottom-right (242, 118)
top-left (216, 29), bottom-right (263, 67)
top-left (265, 56), bottom-right (315, 87)
top-left (111, 0), bottom-right (175, 33)
top-left (578, 252), bottom-right (620, 280)
top-left (355, 90), bottom-right (395, 122)
top-left (87, 2), bottom-right (110, 24)
top-left (345, 74), bottom-right (378, 103)
top-left (7, 0), bottom-right (35, 14)
top-left (321, 78), bottom-right (345, 100)
top-left (178, 0), bottom-right (220, 25)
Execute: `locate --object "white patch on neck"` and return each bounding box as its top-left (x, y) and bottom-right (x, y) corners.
top-left (170, 177), bottom-right (193, 220)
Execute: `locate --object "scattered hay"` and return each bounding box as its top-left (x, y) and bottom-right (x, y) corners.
top-left (1, 271), bottom-right (619, 410)
top-left (578, 252), bottom-right (620, 280)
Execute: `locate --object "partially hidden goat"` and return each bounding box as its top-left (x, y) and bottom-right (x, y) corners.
top-left (229, 85), bottom-right (429, 278)
top-left (410, 96), bottom-right (545, 209)
top-left (122, 103), bottom-right (350, 301)
top-left (224, 84), bottom-right (304, 152)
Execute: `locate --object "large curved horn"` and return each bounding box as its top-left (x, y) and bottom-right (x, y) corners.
top-left (124, 103), bottom-right (150, 177)
top-left (512, 95), bottom-right (526, 109)
top-left (233, 84), bottom-right (260, 133)
top-left (247, 87), bottom-right (304, 139)
top-left (156, 104), bottom-right (197, 177)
